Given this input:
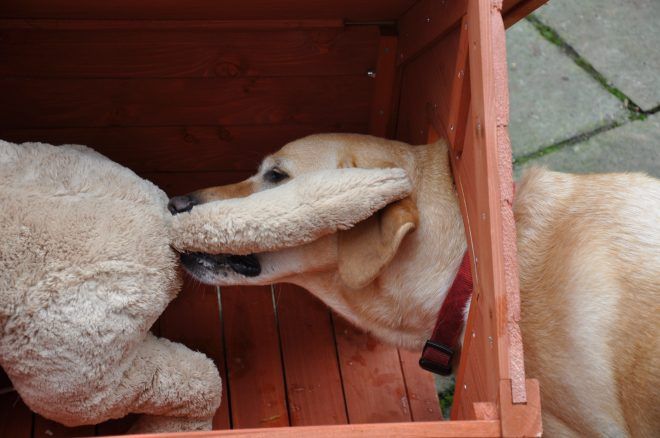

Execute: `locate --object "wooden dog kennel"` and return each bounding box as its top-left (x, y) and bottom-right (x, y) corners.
top-left (0, 0), bottom-right (546, 436)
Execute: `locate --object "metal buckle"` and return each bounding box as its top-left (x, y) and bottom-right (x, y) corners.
top-left (419, 340), bottom-right (454, 375)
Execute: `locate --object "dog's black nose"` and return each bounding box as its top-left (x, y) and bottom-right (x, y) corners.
top-left (168, 195), bottom-right (198, 215)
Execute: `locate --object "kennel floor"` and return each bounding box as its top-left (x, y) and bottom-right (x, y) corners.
top-left (0, 278), bottom-right (442, 437)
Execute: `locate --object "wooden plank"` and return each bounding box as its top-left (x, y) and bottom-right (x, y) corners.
top-left (368, 35), bottom-right (398, 138)
top-left (0, 1), bottom-right (417, 21)
top-left (396, 0), bottom-right (465, 66)
top-left (0, 124), bottom-right (366, 173)
top-left (502, 0), bottom-right (548, 28)
top-left (442, 17), bottom-right (471, 157)
top-left (396, 26), bottom-right (462, 145)
top-left (114, 420), bottom-right (501, 438)
top-left (0, 369), bottom-right (32, 438)
top-left (332, 315), bottom-right (411, 424)
top-left (0, 76), bottom-right (373, 128)
top-left (141, 172), bottom-right (252, 197)
top-left (33, 416), bottom-right (95, 438)
top-left (274, 284), bottom-right (347, 426)
top-left (95, 415), bottom-right (139, 436)
top-left (221, 286), bottom-right (289, 429)
top-left (450, 0), bottom-right (536, 425)
top-left (0, 27), bottom-right (379, 78)
top-left (397, 349), bottom-right (443, 422)
top-left (159, 277), bottom-right (231, 430)
top-left (0, 19), bottom-right (345, 30)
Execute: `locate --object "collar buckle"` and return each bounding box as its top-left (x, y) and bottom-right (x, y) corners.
top-left (419, 340), bottom-right (454, 376)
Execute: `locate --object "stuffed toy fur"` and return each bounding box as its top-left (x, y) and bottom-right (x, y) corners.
top-left (0, 140), bottom-right (411, 432)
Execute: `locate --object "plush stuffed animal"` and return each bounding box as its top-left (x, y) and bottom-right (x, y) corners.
top-left (0, 140), bottom-right (412, 432)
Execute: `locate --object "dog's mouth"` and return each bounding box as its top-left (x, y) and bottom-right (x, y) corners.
top-left (179, 252), bottom-right (261, 277)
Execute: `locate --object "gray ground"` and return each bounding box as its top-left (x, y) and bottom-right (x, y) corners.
top-left (508, 0), bottom-right (659, 178)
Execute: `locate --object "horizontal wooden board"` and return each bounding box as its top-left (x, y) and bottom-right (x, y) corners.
top-left (0, 27), bottom-right (379, 78)
top-left (141, 172), bottom-right (252, 197)
top-left (0, 124), bottom-right (367, 173)
top-left (0, 1), bottom-right (417, 20)
top-left (119, 420), bottom-right (501, 438)
top-left (0, 77), bottom-right (372, 128)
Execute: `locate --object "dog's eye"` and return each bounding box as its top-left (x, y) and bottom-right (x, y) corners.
top-left (263, 168), bottom-right (289, 184)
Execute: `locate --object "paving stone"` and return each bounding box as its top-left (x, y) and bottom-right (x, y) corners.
top-left (536, 0), bottom-right (660, 111)
top-left (506, 20), bottom-right (628, 158)
top-left (516, 112), bottom-right (660, 178)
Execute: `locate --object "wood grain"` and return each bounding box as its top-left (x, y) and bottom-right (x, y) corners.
top-left (397, 349), bottom-right (443, 422)
top-left (332, 315), bottom-right (411, 424)
top-left (111, 420), bottom-right (501, 438)
top-left (368, 35), bottom-right (398, 138)
top-left (221, 286), bottom-right (289, 429)
top-left (0, 76), bottom-right (372, 128)
top-left (396, 26), bottom-right (461, 145)
top-left (0, 124), bottom-right (366, 173)
top-left (0, 27), bottom-right (379, 78)
top-left (32, 416), bottom-right (95, 438)
top-left (0, 369), bottom-right (31, 438)
top-left (159, 277), bottom-right (230, 429)
top-left (396, 0), bottom-right (465, 66)
top-left (274, 284), bottom-right (348, 426)
top-left (0, 1), bottom-right (417, 21)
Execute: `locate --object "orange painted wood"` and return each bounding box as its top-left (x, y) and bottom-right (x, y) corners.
top-left (274, 284), bottom-right (348, 426)
top-left (449, 0), bottom-right (535, 423)
top-left (368, 35), bottom-right (398, 138)
top-left (221, 286), bottom-right (289, 429)
top-left (32, 416), bottom-right (95, 438)
top-left (0, 27), bottom-right (379, 78)
top-left (443, 17), bottom-right (471, 157)
top-left (159, 277), bottom-right (231, 430)
top-left (0, 124), bottom-right (366, 173)
top-left (142, 172), bottom-right (252, 197)
top-left (332, 315), bottom-right (411, 424)
top-left (396, 25), bottom-right (462, 145)
top-left (0, 370), bottom-right (31, 438)
top-left (0, 1), bottom-right (417, 21)
top-left (0, 19), bottom-right (345, 30)
top-left (397, 349), bottom-right (443, 422)
top-left (0, 76), bottom-right (372, 128)
top-left (114, 420), bottom-right (501, 438)
top-left (396, 0), bottom-right (465, 66)
top-left (95, 415), bottom-right (139, 436)
top-left (499, 379), bottom-right (542, 437)
top-left (502, 0), bottom-right (548, 28)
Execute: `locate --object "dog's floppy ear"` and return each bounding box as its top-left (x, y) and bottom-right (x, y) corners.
top-left (338, 197), bottom-right (418, 289)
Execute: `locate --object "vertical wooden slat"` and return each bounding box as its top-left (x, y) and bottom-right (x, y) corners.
top-left (0, 370), bottom-right (32, 438)
top-left (368, 35), bottom-right (398, 138)
top-left (332, 316), bottom-right (411, 424)
top-left (274, 284), bottom-right (348, 426)
top-left (159, 277), bottom-right (231, 430)
top-left (448, 2), bottom-right (540, 435)
top-left (221, 286), bottom-right (289, 429)
top-left (397, 349), bottom-right (443, 422)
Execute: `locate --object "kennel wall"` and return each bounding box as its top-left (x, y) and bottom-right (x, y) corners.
top-left (0, 1), bottom-right (545, 436)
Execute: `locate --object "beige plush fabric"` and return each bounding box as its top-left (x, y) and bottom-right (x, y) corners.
top-left (172, 168), bottom-right (412, 255)
top-left (0, 140), bottom-right (221, 433)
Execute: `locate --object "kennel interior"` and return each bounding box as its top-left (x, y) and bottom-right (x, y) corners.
top-left (0, 1), bottom-right (546, 436)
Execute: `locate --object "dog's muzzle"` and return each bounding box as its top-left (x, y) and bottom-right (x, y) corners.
top-left (180, 252), bottom-right (261, 277)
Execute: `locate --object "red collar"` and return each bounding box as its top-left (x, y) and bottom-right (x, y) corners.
top-left (419, 251), bottom-right (473, 375)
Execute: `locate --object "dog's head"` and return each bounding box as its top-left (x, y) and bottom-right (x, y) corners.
top-left (169, 133), bottom-right (419, 290)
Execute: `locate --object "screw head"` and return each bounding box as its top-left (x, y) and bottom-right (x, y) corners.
top-left (367, 69), bottom-right (377, 78)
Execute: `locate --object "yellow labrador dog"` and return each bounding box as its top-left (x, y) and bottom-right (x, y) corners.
top-left (168, 134), bottom-right (659, 437)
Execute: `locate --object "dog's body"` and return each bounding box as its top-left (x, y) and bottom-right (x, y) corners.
top-left (173, 134), bottom-right (660, 437)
